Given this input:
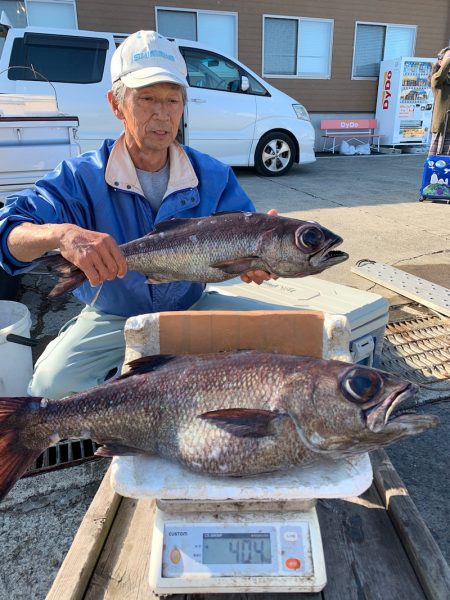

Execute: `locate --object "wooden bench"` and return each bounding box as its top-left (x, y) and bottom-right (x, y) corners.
top-left (320, 119), bottom-right (383, 153)
top-left (46, 450), bottom-right (450, 600)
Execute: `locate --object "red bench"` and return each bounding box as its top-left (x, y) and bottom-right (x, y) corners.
top-left (320, 119), bottom-right (384, 154)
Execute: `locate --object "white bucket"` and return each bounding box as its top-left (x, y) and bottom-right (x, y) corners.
top-left (0, 301), bottom-right (33, 396)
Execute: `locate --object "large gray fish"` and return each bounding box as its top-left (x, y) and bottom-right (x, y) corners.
top-left (34, 211), bottom-right (348, 297)
top-left (0, 351), bottom-right (438, 500)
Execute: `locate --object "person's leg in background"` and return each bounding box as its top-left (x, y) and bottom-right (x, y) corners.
top-left (29, 306), bottom-right (127, 399)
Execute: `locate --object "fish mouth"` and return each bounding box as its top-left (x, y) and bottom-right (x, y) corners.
top-left (311, 237), bottom-right (349, 270)
top-left (365, 383), bottom-right (439, 434)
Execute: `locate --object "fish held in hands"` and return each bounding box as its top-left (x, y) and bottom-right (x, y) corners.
top-left (0, 351), bottom-right (438, 501)
top-left (33, 211), bottom-right (349, 297)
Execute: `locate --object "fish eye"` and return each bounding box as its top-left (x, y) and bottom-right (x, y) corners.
top-left (341, 367), bottom-right (383, 404)
top-left (295, 225), bottom-right (325, 253)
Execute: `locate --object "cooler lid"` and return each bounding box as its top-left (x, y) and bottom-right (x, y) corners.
top-left (209, 277), bottom-right (389, 332)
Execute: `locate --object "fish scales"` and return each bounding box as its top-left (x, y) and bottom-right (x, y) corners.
top-left (26, 354), bottom-right (307, 475)
top-left (124, 214), bottom-right (260, 282)
top-left (32, 212), bottom-right (349, 296)
top-left (0, 351), bottom-right (438, 500)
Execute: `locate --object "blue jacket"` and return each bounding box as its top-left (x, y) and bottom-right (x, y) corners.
top-left (0, 139), bottom-right (254, 317)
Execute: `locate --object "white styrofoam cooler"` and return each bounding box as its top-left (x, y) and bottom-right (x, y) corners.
top-left (0, 94), bottom-right (58, 116)
top-left (208, 277), bottom-right (389, 367)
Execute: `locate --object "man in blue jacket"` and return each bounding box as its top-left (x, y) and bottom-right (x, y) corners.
top-left (0, 31), bottom-right (274, 399)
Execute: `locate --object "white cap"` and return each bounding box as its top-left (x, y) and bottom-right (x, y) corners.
top-left (111, 30), bottom-right (188, 89)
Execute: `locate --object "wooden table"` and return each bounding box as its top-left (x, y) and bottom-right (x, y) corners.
top-left (46, 450), bottom-right (450, 600)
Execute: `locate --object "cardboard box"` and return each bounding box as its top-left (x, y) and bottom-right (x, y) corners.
top-left (123, 309), bottom-right (351, 369)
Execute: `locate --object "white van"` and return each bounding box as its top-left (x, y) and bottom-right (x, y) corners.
top-left (0, 25), bottom-right (316, 176)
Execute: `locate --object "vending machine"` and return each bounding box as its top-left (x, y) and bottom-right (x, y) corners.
top-left (375, 57), bottom-right (434, 146)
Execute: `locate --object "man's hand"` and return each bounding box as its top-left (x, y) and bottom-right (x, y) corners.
top-left (240, 208), bottom-right (279, 285)
top-left (58, 224), bottom-right (127, 287)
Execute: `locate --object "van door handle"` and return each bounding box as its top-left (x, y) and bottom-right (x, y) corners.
top-left (191, 98), bottom-right (207, 103)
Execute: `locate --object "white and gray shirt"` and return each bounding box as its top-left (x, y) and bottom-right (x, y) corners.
top-left (136, 160), bottom-right (170, 214)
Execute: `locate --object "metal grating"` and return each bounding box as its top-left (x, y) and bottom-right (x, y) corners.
top-left (380, 308), bottom-right (450, 387)
top-left (23, 439), bottom-right (101, 478)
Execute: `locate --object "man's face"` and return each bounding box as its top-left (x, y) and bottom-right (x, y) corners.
top-left (113, 82), bottom-right (184, 154)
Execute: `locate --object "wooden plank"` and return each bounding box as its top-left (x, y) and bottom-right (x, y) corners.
top-left (189, 593), bottom-right (322, 599)
top-left (46, 464), bottom-right (122, 600)
top-left (317, 484), bottom-right (427, 600)
top-left (371, 449), bottom-right (450, 600)
top-left (84, 497), bottom-right (186, 600)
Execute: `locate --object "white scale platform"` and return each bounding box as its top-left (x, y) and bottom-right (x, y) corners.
top-left (111, 453), bottom-right (373, 594)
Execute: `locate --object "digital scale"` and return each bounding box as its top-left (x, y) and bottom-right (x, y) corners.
top-left (150, 504), bottom-right (324, 594)
top-left (110, 453), bottom-right (373, 595)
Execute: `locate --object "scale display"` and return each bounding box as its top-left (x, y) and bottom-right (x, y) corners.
top-left (162, 522), bottom-right (313, 578)
top-left (202, 532), bottom-right (271, 564)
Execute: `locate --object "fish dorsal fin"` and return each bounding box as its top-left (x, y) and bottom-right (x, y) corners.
top-left (212, 210), bottom-right (253, 217)
top-left (151, 211), bottom-right (254, 234)
top-left (152, 218), bottom-right (193, 234)
top-left (117, 355), bottom-right (177, 379)
top-left (147, 212), bottom-right (261, 244)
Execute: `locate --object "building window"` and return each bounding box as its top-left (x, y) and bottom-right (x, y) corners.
top-left (0, 0), bottom-right (76, 28)
top-left (352, 22), bottom-right (416, 78)
top-left (26, 1), bottom-right (77, 28)
top-left (0, 1), bottom-right (27, 26)
top-left (156, 7), bottom-right (237, 57)
top-left (263, 15), bottom-right (333, 79)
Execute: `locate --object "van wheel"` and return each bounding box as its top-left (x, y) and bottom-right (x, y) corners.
top-left (255, 132), bottom-right (295, 176)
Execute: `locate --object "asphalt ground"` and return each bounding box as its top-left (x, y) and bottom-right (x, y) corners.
top-left (0, 153), bottom-right (449, 599)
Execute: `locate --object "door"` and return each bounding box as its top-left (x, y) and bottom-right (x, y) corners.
top-left (180, 47), bottom-right (257, 166)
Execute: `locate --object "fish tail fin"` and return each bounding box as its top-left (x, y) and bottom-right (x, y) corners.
top-left (32, 254), bottom-right (86, 297)
top-left (0, 397), bottom-right (47, 501)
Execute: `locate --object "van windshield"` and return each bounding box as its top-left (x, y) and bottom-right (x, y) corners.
top-left (8, 33), bottom-right (108, 84)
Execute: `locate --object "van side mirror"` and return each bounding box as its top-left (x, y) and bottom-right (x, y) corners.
top-left (241, 75), bottom-right (250, 92)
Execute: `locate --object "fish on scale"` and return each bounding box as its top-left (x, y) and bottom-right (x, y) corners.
top-left (32, 211), bottom-right (349, 296)
top-left (0, 350), bottom-right (438, 501)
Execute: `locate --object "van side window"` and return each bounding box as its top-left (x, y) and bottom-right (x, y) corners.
top-left (8, 33), bottom-right (108, 84)
top-left (180, 47), bottom-right (269, 96)
top-left (245, 73), bottom-right (269, 96)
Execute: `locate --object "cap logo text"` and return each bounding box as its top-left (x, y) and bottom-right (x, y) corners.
top-left (133, 50), bottom-right (175, 62)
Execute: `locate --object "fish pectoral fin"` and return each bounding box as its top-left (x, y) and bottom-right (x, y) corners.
top-left (198, 408), bottom-right (288, 438)
top-left (95, 443), bottom-right (143, 457)
top-left (211, 257), bottom-right (261, 275)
